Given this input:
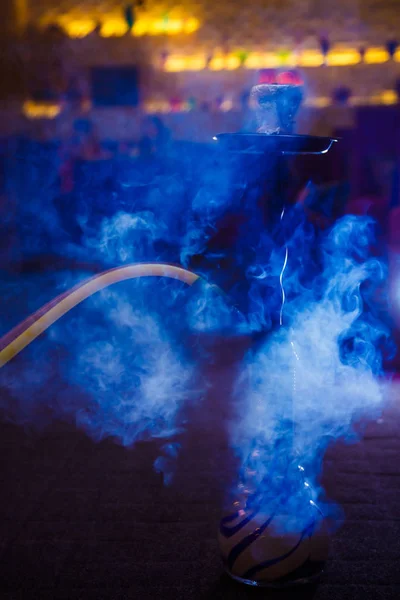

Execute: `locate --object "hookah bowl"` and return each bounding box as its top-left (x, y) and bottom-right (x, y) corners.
top-left (211, 84), bottom-right (336, 586)
top-left (218, 462), bottom-right (330, 587)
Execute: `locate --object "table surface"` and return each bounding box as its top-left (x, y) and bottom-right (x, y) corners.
top-left (1, 361), bottom-right (400, 600)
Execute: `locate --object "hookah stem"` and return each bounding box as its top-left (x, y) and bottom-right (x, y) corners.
top-left (278, 205), bottom-right (295, 453)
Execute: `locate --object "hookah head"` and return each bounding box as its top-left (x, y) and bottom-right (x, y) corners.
top-left (251, 83), bottom-right (304, 134)
top-left (214, 82), bottom-right (335, 155)
top-left (210, 81), bottom-right (336, 235)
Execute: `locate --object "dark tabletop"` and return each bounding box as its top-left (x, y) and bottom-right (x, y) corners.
top-left (1, 349), bottom-right (400, 600)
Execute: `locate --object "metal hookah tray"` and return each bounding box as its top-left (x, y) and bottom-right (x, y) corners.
top-left (214, 133), bottom-right (337, 156)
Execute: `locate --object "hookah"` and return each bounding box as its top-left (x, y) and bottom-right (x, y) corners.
top-left (0, 83), bottom-right (337, 587)
top-left (199, 83), bottom-right (337, 587)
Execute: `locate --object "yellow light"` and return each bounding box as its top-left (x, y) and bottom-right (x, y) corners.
top-left (164, 56), bottom-right (186, 72)
top-left (395, 48), bottom-right (400, 63)
top-left (23, 100), bottom-right (61, 119)
top-left (327, 49), bottom-right (360, 66)
top-left (152, 44), bottom-right (400, 72)
top-left (364, 47), bottom-right (389, 64)
top-left (380, 90), bottom-right (398, 105)
top-left (298, 50), bottom-right (324, 67)
top-left (186, 56), bottom-right (206, 71)
top-left (245, 53), bottom-right (279, 69)
top-left (60, 19), bottom-right (96, 38)
top-left (164, 55), bottom-right (205, 71)
top-left (245, 53), bottom-right (264, 69)
top-left (149, 19), bottom-right (166, 35)
top-left (132, 17), bottom-right (198, 37)
top-left (261, 53), bottom-right (280, 68)
top-left (15, 0), bottom-right (29, 33)
top-left (208, 56), bottom-right (225, 70)
top-left (132, 20), bottom-right (149, 36)
top-left (56, 14), bottom-right (200, 38)
top-left (183, 18), bottom-right (200, 34)
top-left (225, 54), bottom-right (241, 70)
top-left (100, 19), bottom-right (129, 37)
top-left (277, 51), bottom-right (296, 67)
top-left (166, 19), bottom-right (184, 35)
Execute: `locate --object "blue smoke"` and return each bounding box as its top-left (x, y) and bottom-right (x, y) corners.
top-left (0, 136), bottom-right (394, 513)
top-left (0, 275), bottom-right (198, 484)
top-left (55, 286), bottom-right (194, 444)
top-left (229, 214), bottom-right (393, 532)
top-left (84, 210), bottom-right (169, 264)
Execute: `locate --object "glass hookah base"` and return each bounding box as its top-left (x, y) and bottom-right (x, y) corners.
top-left (224, 559), bottom-right (326, 588)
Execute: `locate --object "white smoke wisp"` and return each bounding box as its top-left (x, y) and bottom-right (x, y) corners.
top-left (55, 287), bottom-right (195, 448)
top-left (0, 277), bottom-right (197, 485)
top-left (229, 215), bottom-right (391, 529)
top-left (84, 210), bottom-right (168, 264)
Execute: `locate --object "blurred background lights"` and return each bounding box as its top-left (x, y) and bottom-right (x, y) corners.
top-left (364, 47), bottom-right (390, 64)
top-left (326, 49), bottom-right (361, 66)
top-left (51, 15), bottom-right (200, 38)
top-left (100, 18), bottom-right (129, 37)
top-left (58, 18), bottom-right (96, 38)
top-left (22, 100), bottom-right (62, 119)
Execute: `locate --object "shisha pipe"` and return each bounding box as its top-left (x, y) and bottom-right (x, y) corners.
top-left (217, 83), bottom-right (332, 587)
top-left (0, 263), bottom-right (200, 368)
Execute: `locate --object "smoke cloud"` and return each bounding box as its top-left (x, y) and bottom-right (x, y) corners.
top-left (229, 214), bottom-right (393, 531)
top-left (0, 138), bottom-right (394, 517)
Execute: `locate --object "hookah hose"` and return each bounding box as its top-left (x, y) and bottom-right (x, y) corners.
top-left (0, 263), bottom-right (201, 369)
